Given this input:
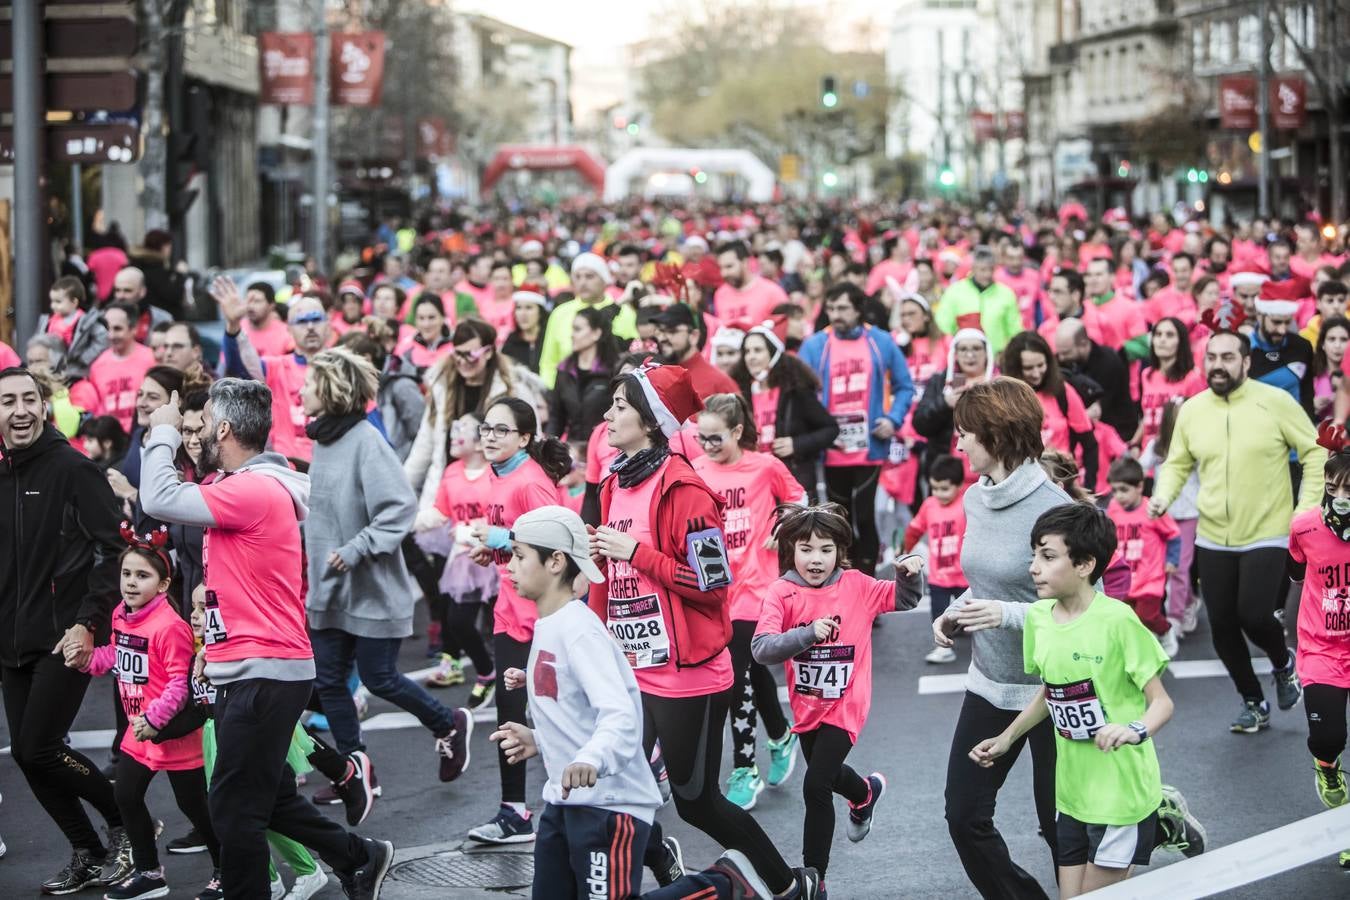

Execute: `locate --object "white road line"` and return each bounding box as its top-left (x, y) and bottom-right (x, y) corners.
top-left (917, 657), bottom-right (1276, 696)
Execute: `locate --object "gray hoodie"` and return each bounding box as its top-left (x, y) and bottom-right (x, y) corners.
top-left (943, 461), bottom-right (1072, 711)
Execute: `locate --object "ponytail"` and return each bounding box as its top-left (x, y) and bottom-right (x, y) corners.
top-left (703, 392), bottom-right (758, 450)
top-left (488, 396), bottom-right (573, 484)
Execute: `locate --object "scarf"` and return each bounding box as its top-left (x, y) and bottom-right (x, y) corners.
top-left (1321, 493), bottom-right (1350, 542)
top-left (610, 445), bottom-right (670, 489)
top-left (305, 412), bottom-right (365, 446)
top-left (491, 449), bottom-right (530, 477)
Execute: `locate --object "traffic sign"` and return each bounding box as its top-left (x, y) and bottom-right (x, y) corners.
top-left (0, 71), bottom-right (137, 113)
top-left (0, 121), bottom-right (140, 164)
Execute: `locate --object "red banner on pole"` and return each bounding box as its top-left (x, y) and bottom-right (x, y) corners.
top-left (259, 32), bottom-right (314, 105)
top-left (1004, 110), bottom-right (1026, 140)
top-left (331, 32), bottom-right (385, 106)
top-left (970, 111), bottom-right (996, 142)
top-left (1270, 75), bottom-right (1307, 130)
top-left (417, 116), bottom-right (453, 159)
top-left (1218, 75), bottom-right (1258, 130)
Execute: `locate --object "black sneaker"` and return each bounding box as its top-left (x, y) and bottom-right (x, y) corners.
top-left (708, 850), bottom-right (773, 898)
top-left (1273, 650), bottom-right (1303, 710)
top-left (794, 867), bottom-right (823, 899)
top-left (40, 848), bottom-right (105, 895)
top-left (650, 835), bottom-right (685, 887)
top-left (195, 870), bottom-right (223, 900)
top-left (167, 828), bottom-right (207, 855)
top-left (103, 870), bottom-right (169, 900)
top-left (335, 750), bottom-right (377, 826)
top-left (435, 708), bottom-right (473, 783)
top-left (467, 805), bottom-right (535, 844)
top-left (337, 838), bottom-right (393, 900)
top-left (846, 773), bottom-right (886, 843)
top-left (99, 827), bottom-right (134, 886)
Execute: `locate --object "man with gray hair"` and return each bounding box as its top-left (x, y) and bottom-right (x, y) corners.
top-left (934, 245), bottom-right (1022, 353)
top-left (141, 378), bottom-right (394, 899)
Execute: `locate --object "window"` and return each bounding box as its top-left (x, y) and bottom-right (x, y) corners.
top-left (1209, 18), bottom-right (1232, 65)
top-left (1192, 23), bottom-right (1207, 66)
top-left (1237, 15), bottom-right (1260, 62)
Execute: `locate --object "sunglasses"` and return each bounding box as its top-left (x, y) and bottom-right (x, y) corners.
top-left (455, 346), bottom-right (491, 364)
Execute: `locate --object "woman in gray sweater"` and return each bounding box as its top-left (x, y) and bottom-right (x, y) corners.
top-left (932, 378), bottom-right (1069, 900)
top-left (301, 348), bottom-right (472, 796)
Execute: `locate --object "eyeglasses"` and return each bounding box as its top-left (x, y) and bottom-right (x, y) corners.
top-left (292, 311), bottom-right (325, 326)
top-left (455, 346), bottom-right (491, 363)
top-left (695, 432), bottom-right (728, 448)
top-left (478, 424), bottom-right (520, 438)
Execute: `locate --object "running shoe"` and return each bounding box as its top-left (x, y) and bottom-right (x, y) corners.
top-left (167, 828), bottom-right (207, 854)
top-left (435, 707), bottom-right (473, 783)
top-left (195, 870), bottom-right (223, 900)
top-left (924, 646), bottom-right (957, 664)
top-left (1181, 601), bottom-right (1202, 635)
top-left (270, 874), bottom-right (286, 900)
top-left (335, 750), bottom-right (378, 826)
top-left (651, 835), bottom-right (685, 887)
top-left (708, 849), bottom-right (773, 899)
top-left (794, 867), bottom-right (823, 899)
top-left (336, 838), bottom-right (393, 900)
top-left (99, 826), bottom-right (134, 886)
top-left (353, 689), bottom-right (369, 720)
top-left (103, 870), bottom-right (169, 900)
top-left (467, 675), bottom-right (496, 709)
top-left (425, 653), bottom-right (465, 688)
top-left (1314, 756), bottom-right (1348, 809)
top-left (726, 766), bottom-right (765, 810)
top-left (847, 773), bottom-right (887, 843)
top-left (284, 870), bottom-right (330, 900)
top-left (40, 848), bottom-right (105, 895)
top-left (467, 805), bottom-right (535, 844)
top-left (1158, 626), bottom-right (1179, 659)
top-left (1230, 699), bottom-right (1271, 734)
top-left (1156, 784), bottom-right (1206, 857)
top-left (1339, 850), bottom-right (1350, 869)
top-left (1272, 651), bottom-right (1303, 710)
top-left (766, 731), bottom-right (797, 787)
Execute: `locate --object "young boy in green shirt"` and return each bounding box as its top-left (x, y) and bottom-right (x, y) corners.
top-left (969, 503), bottom-right (1206, 897)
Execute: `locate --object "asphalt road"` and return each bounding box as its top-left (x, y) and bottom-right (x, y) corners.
top-left (1, 599), bottom-right (1347, 899)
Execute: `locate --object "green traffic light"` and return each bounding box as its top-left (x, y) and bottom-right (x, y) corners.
top-left (626, 123), bottom-right (639, 136)
top-left (1198, 170), bottom-right (1209, 183)
top-left (693, 171), bottom-right (708, 184)
top-left (1186, 168), bottom-right (1198, 183)
top-left (938, 169), bottom-right (956, 188)
top-left (822, 92), bottom-right (838, 108)
top-left (822, 171), bottom-right (839, 187)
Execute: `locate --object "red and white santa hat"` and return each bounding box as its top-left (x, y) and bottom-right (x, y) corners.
top-left (630, 361), bottom-right (704, 438)
top-left (1257, 276), bottom-right (1308, 314)
top-left (1229, 266), bottom-right (1269, 290)
top-left (748, 316), bottom-right (790, 366)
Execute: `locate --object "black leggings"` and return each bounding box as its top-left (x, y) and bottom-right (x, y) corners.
top-left (799, 724), bottom-right (869, 877)
top-left (728, 620), bottom-right (789, 769)
top-left (825, 464), bottom-right (882, 577)
top-left (114, 756), bottom-right (219, 871)
top-left (1305, 683), bottom-right (1349, 766)
top-left (1, 654), bottom-right (121, 853)
top-left (640, 690), bottom-right (795, 894)
top-left (1195, 547), bottom-right (1292, 702)
top-left (494, 633), bottom-right (531, 804)
top-left (443, 601), bottom-right (495, 677)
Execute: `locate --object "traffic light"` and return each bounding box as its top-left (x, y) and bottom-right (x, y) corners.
top-left (821, 171), bottom-right (839, 188)
top-left (612, 114), bottom-right (627, 130)
top-left (626, 122), bottom-right (640, 136)
top-left (1197, 170), bottom-right (1209, 183)
top-left (937, 166), bottom-right (957, 188)
top-left (821, 76), bottom-right (838, 108)
top-left (691, 168), bottom-right (708, 184)
top-left (1117, 160), bottom-right (1131, 178)
top-left (1186, 168), bottom-right (1199, 183)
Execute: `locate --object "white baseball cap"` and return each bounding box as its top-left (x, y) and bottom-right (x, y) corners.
top-left (510, 506), bottom-right (605, 584)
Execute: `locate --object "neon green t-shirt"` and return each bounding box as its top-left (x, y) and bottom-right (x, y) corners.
top-left (1024, 592), bottom-right (1168, 825)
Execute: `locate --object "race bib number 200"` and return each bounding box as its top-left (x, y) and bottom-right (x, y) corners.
top-left (793, 644), bottom-right (855, 699)
top-left (1045, 677), bottom-right (1107, 740)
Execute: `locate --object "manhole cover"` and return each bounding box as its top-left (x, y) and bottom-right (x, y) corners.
top-left (390, 851), bottom-right (534, 889)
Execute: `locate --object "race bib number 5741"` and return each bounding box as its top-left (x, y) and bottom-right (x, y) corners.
top-left (793, 644), bottom-right (855, 699)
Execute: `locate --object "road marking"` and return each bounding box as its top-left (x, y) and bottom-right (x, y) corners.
top-left (917, 657), bottom-right (1275, 696)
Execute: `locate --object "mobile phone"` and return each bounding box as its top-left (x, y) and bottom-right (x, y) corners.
top-left (950, 373), bottom-right (968, 389)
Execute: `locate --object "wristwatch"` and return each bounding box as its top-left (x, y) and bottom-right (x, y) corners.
top-left (1127, 720), bottom-right (1150, 743)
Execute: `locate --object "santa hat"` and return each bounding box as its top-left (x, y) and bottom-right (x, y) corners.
top-left (511, 282), bottom-right (549, 308)
top-left (683, 235), bottom-right (709, 252)
top-left (946, 327), bottom-right (994, 383)
top-left (519, 239), bottom-right (544, 256)
top-left (336, 279), bottom-right (365, 299)
top-left (710, 326), bottom-right (746, 351)
top-left (1259, 276), bottom-right (1310, 306)
top-left (570, 252), bottom-right (614, 285)
top-left (748, 317), bottom-right (789, 366)
top-left (629, 362), bottom-right (703, 437)
top-left (1229, 267), bottom-right (1269, 290)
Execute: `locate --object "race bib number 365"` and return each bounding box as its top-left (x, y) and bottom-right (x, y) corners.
top-left (1045, 678), bottom-right (1107, 740)
top-left (607, 594), bottom-right (670, 669)
top-left (793, 644), bottom-right (854, 699)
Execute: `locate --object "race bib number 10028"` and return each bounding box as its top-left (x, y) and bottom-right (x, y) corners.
top-left (607, 594), bottom-right (670, 669)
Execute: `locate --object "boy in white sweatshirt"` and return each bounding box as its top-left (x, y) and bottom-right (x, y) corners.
top-left (490, 506), bottom-right (779, 899)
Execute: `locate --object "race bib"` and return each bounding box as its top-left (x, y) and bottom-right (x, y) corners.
top-left (607, 594), bottom-right (671, 669)
top-left (1124, 538), bottom-right (1143, 563)
top-left (887, 438), bottom-right (909, 465)
top-left (192, 676), bottom-right (217, 706)
top-left (114, 632), bottom-right (150, 685)
top-left (834, 412), bottom-right (868, 453)
top-left (203, 591), bottom-right (229, 645)
top-left (1045, 678), bottom-right (1107, 740)
top-left (792, 644), bottom-right (855, 699)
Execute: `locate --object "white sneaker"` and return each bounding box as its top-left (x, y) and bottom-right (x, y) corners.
top-left (924, 646), bottom-right (957, 664)
top-left (270, 875), bottom-right (286, 900)
top-left (1159, 627), bottom-right (1179, 659)
top-left (1181, 600), bottom-right (1201, 635)
top-left (284, 870), bottom-right (330, 900)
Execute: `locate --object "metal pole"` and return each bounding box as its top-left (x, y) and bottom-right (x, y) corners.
top-left (313, 0), bottom-right (331, 272)
top-left (1258, 0), bottom-right (1272, 218)
top-left (71, 163), bottom-right (84, 252)
top-left (13, 0), bottom-right (45, 347)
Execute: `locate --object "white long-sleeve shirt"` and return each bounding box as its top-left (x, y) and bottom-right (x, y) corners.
top-left (527, 600), bottom-right (664, 822)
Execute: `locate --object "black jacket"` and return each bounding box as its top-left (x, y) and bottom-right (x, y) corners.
top-left (549, 360), bottom-right (615, 442)
top-left (1068, 342), bottom-right (1137, 442)
top-left (912, 374), bottom-right (957, 453)
top-left (0, 424), bottom-right (123, 667)
top-left (757, 385), bottom-right (839, 494)
top-left (502, 331), bottom-right (544, 373)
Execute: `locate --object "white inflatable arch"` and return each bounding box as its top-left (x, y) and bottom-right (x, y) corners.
top-left (604, 148), bottom-right (776, 202)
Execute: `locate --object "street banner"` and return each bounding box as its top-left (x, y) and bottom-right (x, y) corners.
top-left (1218, 75), bottom-right (1257, 130)
top-left (971, 111), bottom-right (996, 142)
top-left (259, 32), bottom-right (314, 105)
top-left (331, 32), bottom-right (385, 106)
top-left (1004, 110), bottom-right (1026, 140)
top-left (1271, 75), bottom-right (1306, 130)
top-left (417, 116), bottom-right (454, 158)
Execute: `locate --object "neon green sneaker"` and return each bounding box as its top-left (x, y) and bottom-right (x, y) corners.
top-left (725, 766), bottom-right (764, 810)
top-left (1339, 850), bottom-right (1350, 869)
top-left (766, 731), bottom-right (797, 787)
top-left (425, 653), bottom-right (465, 688)
top-left (1314, 756), bottom-right (1347, 809)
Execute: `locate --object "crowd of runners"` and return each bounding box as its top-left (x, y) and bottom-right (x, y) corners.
top-left (1, 196), bottom-right (1349, 899)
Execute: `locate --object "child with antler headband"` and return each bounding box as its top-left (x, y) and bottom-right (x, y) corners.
top-left (68, 523), bottom-right (222, 900)
top-left (1288, 421), bottom-right (1350, 867)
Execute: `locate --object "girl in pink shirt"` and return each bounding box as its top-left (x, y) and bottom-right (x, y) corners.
top-left (754, 503), bottom-right (924, 888)
top-left (81, 528), bottom-right (220, 899)
top-left (1134, 317), bottom-right (1206, 449)
top-left (1003, 331), bottom-right (1099, 488)
top-left (693, 394), bottom-right (807, 809)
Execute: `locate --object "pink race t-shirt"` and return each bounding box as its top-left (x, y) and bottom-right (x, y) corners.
top-left (405, 338), bottom-right (454, 373)
top-left (1106, 499), bottom-right (1179, 600)
top-left (477, 296), bottom-right (517, 345)
top-left (1138, 366), bottom-right (1206, 448)
top-left (89, 343), bottom-right (156, 434)
top-left (454, 280), bottom-right (494, 317)
top-left (47, 310), bottom-right (83, 347)
top-left (694, 452), bottom-right (806, 621)
top-left (1289, 508), bottom-right (1350, 688)
top-left (751, 384), bottom-right (781, 452)
top-left (603, 458), bottom-right (733, 698)
top-left (199, 470), bottom-right (311, 663)
top-left (757, 570), bottom-right (895, 742)
top-left (1142, 287), bottom-right (1198, 328)
top-left (263, 355), bottom-right (312, 462)
top-left (1037, 383), bottom-right (1091, 454)
top-left (243, 316), bottom-right (295, 358)
top-left (586, 421), bottom-right (620, 485)
top-left (87, 594), bottom-right (202, 771)
top-left (824, 331), bottom-right (878, 467)
top-left (713, 277), bottom-right (787, 326)
top-left (997, 266), bottom-right (1049, 330)
top-left (864, 260), bottom-right (913, 297)
top-left (1092, 294), bottom-right (1148, 351)
top-left (433, 460), bottom-right (492, 523)
top-left (908, 494), bottom-right (968, 588)
top-left (486, 458), bottom-right (562, 643)
top-left (0, 341), bottom-right (20, 369)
